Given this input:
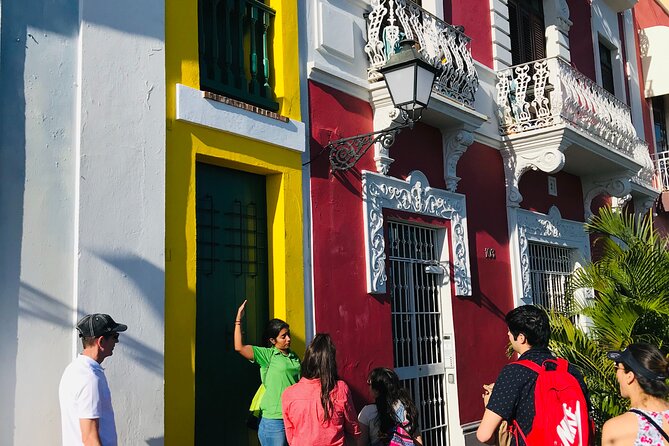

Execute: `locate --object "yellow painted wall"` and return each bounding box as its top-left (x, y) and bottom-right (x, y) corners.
top-left (165, 0), bottom-right (304, 444)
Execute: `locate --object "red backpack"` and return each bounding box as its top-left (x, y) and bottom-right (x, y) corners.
top-left (513, 358), bottom-right (590, 446)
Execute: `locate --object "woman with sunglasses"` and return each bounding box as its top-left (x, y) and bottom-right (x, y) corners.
top-left (602, 343), bottom-right (669, 446)
top-left (358, 367), bottom-right (423, 445)
top-left (235, 299), bottom-right (301, 446)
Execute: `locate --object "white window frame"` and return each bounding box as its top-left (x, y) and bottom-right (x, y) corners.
top-left (510, 206), bottom-right (593, 307)
top-left (361, 170), bottom-right (472, 297)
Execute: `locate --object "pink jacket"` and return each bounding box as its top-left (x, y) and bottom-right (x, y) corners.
top-left (282, 377), bottom-right (361, 446)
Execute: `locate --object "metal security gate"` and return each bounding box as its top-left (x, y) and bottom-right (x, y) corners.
top-left (528, 241), bottom-right (574, 315)
top-left (388, 221), bottom-right (450, 445)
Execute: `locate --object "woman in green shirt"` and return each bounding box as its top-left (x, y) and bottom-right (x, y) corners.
top-left (235, 300), bottom-right (301, 446)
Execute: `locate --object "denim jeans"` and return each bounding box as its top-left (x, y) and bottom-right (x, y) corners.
top-left (258, 417), bottom-right (287, 446)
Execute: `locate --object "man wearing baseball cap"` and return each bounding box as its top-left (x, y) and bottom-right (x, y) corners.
top-left (59, 314), bottom-right (127, 445)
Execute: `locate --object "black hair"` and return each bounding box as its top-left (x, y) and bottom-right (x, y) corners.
top-left (505, 305), bottom-right (550, 348)
top-left (301, 333), bottom-right (338, 422)
top-left (368, 367), bottom-right (420, 442)
top-left (263, 318), bottom-right (289, 347)
top-left (621, 343), bottom-right (669, 398)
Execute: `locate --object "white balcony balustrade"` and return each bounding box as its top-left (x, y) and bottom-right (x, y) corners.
top-left (654, 151), bottom-right (669, 191)
top-left (497, 57), bottom-right (641, 158)
top-left (365, 0), bottom-right (478, 108)
top-left (495, 57), bottom-right (659, 210)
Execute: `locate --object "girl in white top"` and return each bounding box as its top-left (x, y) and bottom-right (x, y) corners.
top-left (358, 367), bottom-right (423, 445)
top-left (602, 343), bottom-right (669, 446)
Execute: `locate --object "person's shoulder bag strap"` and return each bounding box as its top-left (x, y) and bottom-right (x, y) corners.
top-left (629, 409), bottom-right (669, 442)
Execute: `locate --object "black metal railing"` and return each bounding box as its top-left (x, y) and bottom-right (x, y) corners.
top-left (198, 0), bottom-right (279, 111)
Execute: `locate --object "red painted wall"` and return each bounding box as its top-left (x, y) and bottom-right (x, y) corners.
top-left (451, 0), bottom-right (493, 68)
top-left (309, 80), bottom-right (515, 424)
top-left (452, 142), bottom-right (515, 423)
top-left (519, 170), bottom-right (585, 222)
top-left (635, 0), bottom-right (669, 27)
top-left (568, 0), bottom-right (596, 80)
top-left (308, 81), bottom-right (386, 409)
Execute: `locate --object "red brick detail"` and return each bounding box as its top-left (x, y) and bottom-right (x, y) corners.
top-left (202, 91), bottom-right (289, 123)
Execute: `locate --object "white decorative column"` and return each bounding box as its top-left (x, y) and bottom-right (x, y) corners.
top-left (544, 0), bottom-right (573, 61)
top-left (490, 0), bottom-right (513, 70)
top-left (442, 129), bottom-right (474, 192)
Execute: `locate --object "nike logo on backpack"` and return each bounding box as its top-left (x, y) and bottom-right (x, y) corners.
top-left (557, 400), bottom-right (582, 446)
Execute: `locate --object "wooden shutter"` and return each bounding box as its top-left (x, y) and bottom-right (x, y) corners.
top-left (509, 0), bottom-right (546, 65)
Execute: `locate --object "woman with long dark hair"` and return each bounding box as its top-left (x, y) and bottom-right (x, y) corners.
top-left (281, 333), bottom-right (360, 445)
top-left (235, 300), bottom-right (301, 446)
top-left (602, 343), bottom-right (669, 446)
top-left (358, 367), bottom-right (423, 445)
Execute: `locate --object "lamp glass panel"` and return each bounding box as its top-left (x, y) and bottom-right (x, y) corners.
top-left (383, 66), bottom-right (417, 108)
top-left (415, 65), bottom-right (436, 107)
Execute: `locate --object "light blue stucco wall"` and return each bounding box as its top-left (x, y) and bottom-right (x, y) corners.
top-left (0, 0), bottom-right (166, 444)
top-left (0, 1), bottom-right (79, 444)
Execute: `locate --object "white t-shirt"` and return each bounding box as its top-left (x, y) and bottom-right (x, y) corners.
top-left (358, 401), bottom-right (407, 445)
top-left (59, 355), bottom-right (118, 446)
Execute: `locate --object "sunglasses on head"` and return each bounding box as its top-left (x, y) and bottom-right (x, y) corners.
top-left (103, 332), bottom-right (120, 340)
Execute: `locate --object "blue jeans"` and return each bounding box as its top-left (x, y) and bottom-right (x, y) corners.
top-left (258, 417), bottom-right (287, 446)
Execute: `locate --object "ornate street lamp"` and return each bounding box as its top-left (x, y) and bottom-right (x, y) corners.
top-left (328, 40), bottom-right (439, 172)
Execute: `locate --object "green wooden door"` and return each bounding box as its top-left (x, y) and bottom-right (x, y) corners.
top-left (195, 163), bottom-right (268, 445)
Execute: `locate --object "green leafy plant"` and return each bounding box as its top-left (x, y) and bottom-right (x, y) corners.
top-left (547, 207), bottom-right (669, 441)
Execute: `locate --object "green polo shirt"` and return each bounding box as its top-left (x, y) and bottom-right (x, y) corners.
top-left (252, 346), bottom-right (301, 419)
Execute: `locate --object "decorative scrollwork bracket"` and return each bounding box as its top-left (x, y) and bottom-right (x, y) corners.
top-left (328, 114), bottom-right (415, 172)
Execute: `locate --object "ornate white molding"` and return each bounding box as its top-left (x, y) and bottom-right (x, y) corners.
top-left (582, 176), bottom-right (632, 219)
top-left (501, 133), bottom-right (568, 207)
top-left (515, 206), bottom-right (592, 303)
top-left (372, 106), bottom-right (403, 174)
top-left (443, 129), bottom-right (474, 192)
top-left (362, 170), bottom-right (472, 296)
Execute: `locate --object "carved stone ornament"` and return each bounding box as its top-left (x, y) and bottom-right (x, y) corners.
top-left (362, 170), bottom-right (472, 296)
top-left (516, 206), bottom-right (592, 303)
top-left (582, 176), bottom-right (632, 219)
top-left (443, 129), bottom-right (474, 192)
top-left (502, 142), bottom-right (567, 207)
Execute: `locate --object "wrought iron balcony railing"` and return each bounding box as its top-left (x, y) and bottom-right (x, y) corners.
top-left (653, 151), bottom-right (669, 191)
top-left (496, 57), bottom-right (642, 158)
top-left (198, 0), bottom-right (279, 112)
top-left (365, 0), bottom-right (478, 107)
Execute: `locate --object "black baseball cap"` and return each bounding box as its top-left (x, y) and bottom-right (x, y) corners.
top-left (76, 314), bottom-right (128, 338)
top-left (607, 348), bottom-right (667, 381)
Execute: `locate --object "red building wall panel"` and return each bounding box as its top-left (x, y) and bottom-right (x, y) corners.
top-left (568, 0), bottom-right (596, 80)
top-left (452, 142), bottom-right (515, 423)
top-left (519, 170), bottom-right (585, 222)
top-left (309, 80), bottom-right (516, 423)
top-left (451, 0), bottom-right (493, 68)
top-left (308, 81), bottom-right (386, 407)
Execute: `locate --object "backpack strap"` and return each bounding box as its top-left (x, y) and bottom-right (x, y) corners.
top-left (515, 359), bottom-right (543, 374)
top-left (512, 419), bottom-right (528, 445)
top-left (629, 409), bottom-right (669, 443)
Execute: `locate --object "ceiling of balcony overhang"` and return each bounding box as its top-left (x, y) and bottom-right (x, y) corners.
top-left (562, 144), bottom-right (639, 178)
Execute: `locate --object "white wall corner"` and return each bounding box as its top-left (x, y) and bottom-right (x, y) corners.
top-left (491, 0), bottom-right (512, 70)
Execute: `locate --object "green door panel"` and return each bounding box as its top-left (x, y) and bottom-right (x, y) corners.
top-left (195, 163), bottom-right (269, 445)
